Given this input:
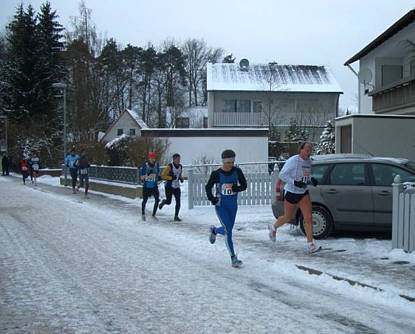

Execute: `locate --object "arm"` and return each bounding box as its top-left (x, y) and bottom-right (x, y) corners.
top-left (278, 157), bottom-right (297, 185)
top-left (232, 168), bottom-right (247, 192)
top-left (205, 170), bottom-right (219, 203)
top-left (161, 165), bottom-right (173, 181)
top-left (140, 164), bottom-right (147, 180)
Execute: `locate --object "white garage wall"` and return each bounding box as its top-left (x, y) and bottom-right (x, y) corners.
top-left (159, 136), bottom-right (268, 165)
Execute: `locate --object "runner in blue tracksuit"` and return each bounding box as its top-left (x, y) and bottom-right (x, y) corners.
top-left (205, 149), bottom-right (247, 268)
top-left (65, 148), bottom-right (79, 193)
top-left (140, 152), bottom-right (160, 221)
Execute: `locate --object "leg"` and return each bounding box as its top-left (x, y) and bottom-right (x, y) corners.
top-left (142, 187), bottom-right (149, 215)
top-left (298, 194), bottom-right (313, 243)
top-left (173, 188), bottom-right (181, 218)
top-left (215, 205), bottom-right (236, 257)
top-left (152, 188), bottom-right (160, 216)
top-left (71, 169), bottom-right (77, 189)
top-left (84, 175), bottom-right (89, 195)
top-left (159, 185), bottom-right (172, 210)
top-left (274, 199), bottom-right (297, 230)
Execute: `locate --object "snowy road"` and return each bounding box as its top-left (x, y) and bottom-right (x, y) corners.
top-left (1, 177), bottom-right (415, 334)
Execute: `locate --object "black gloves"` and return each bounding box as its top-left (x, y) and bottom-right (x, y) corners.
top-left (311, 177), bottom-right (318, 187)
top-left (231, 184), bottom-right (239, 193)
top-left (294, 180), bottom-right (307, 188)
top-left (180, 177), bottom-right (184, 183)
top-left (210, 197), bottom-right (219, 205)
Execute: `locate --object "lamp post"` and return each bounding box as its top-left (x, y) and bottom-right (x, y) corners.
top-left (52, 83), bottom-right (68, 186)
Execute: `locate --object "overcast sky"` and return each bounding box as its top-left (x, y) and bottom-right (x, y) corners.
top-left (1, 0), bottom-right (414, 110)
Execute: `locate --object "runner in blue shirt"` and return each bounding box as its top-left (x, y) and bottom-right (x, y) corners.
top-left (205, 149), bottom-right (247, 268)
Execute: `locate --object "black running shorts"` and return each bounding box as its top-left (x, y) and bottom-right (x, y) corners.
top-left (284, 190), bottom-right (309, 204)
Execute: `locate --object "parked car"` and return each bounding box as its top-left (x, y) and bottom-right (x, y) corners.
top-left (271, 154), bottom-right (415, 239)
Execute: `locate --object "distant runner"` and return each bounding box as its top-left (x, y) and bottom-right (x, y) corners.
top-left (140, 152), bottom-right (160, 221)
top-left (159, 153), bottom-right (184, 222)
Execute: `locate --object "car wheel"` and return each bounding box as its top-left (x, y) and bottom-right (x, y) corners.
top-left (299, 205), bottom-right (333, 239)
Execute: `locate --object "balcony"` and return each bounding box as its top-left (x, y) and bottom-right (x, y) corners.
top-left (212, 112), bottom-right (266, 127)
top-left (370, 75), bottom-right (415, 113)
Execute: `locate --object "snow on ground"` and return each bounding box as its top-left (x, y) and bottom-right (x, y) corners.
top-left (1, 175), bottom-right (415, 333)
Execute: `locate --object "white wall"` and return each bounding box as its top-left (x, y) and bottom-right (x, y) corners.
top-left (358, 21), bottom-right (415, 114)
top-left (335, 115), bottom-right (415, 161)
top-left (159, 136), bottom-right (268, 165)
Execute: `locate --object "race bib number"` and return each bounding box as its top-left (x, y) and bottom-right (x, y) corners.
top-left (33, 164), bottom-right (39, 171)
top-left (22, 166), bottom-right (28, 171)
top-left (145, 174), bottom-right (155, 182)
top-left (301, 165), bottom-right (311, 184)
top-left (80, 168), bottom-right (88, 175)
top-left (172, 180), bottom-right (180, 189)
top-left (221, 183), bottom-right (234, 196)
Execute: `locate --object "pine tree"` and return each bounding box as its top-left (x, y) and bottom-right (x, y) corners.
top-left (5, 4), bottom-right (39, 120)
top-left (316, 120), bottom-right (335, 154)
top-left (285, 119), bottom-right (308, 142)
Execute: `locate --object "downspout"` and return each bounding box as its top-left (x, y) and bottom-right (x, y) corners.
top-left (346, 64), bottom-right (359, 114)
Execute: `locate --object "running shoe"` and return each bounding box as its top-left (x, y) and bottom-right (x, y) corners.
top-left (231, 256), bottom-right (243, 268)
top-left (209, 225), bottom-right (216, 244)
top-left (305, 242), bottom-right (320, 254)
top-left (174, 216), bottom-right (182, 222)
top-left (268, 222), bottom-right (276, 242)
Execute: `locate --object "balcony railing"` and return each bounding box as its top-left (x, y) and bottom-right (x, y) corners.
top-left (213, 112), bottom-right (266, 127)
top-left (370, 76), bottom-right (415, 113)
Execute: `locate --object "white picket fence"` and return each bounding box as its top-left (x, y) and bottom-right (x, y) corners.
top-left (392, 175), bottom-right (415, 253)
top-left (187, 162), bottom-right (279, 209)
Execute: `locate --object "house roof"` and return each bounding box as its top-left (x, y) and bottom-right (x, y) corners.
top-left (344, 9), bottom-right (415, 65)
top-left (100, 109), bottom-right (147, 142)
top-left (206, 63), bottom-right (342, 93)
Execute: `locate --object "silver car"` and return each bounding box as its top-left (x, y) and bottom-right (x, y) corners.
top-left (271, 154), bottom-right (415, 239)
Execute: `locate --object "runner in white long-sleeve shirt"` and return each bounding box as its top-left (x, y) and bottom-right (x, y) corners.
top-left (268, 142), bottom-right (320, 254)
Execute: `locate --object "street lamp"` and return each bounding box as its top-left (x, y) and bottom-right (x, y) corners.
top-left (52, 82), bottom-right (68, 186)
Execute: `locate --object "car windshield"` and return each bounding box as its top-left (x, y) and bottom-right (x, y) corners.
top-left (404, 161), bottom-right (415, 173)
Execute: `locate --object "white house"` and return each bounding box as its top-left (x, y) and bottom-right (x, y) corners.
top-left (100, 109), bottom-right (147, 143)
top-left (344, 9), bottom-right (415, 115)
top-left (207, 62), bottom-right (343, 142)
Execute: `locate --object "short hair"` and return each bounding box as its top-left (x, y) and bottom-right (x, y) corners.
top-left (172, 153), bottom-right (180, 159)
top-left (298, 142), bottom-right (312, 153)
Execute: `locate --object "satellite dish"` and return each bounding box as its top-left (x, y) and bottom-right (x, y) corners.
top-left (358, 68), bottom-right (373, 85)
top-left (239, 58), bottom-right (249, 71)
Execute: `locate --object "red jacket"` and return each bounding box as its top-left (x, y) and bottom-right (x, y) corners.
top-left (20, 160), bottom-right (29, 172)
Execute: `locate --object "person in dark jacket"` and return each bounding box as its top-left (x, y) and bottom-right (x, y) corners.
top-left (159, 153), bottom-right (184, 221)
top-left (2, 153), bottom-right (9, 176)
top-left (75, 149), bottom-right (90, 198)
top-left (205, 149), bottom-right (247, 268)
top-left (140, 152), bottom-right (160, 221)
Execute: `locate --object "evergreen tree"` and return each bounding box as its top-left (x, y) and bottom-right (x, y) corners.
top-left (285, 119), bottom-right (308, 142)
top-left (4, 4), bottom-right (39, 120)
top-left (316, 120), bottom-right (335, 154)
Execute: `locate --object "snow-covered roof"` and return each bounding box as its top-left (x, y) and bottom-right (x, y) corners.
top-left (126, 109), bottom-right (147, 129)
top-left (207, 63), bottom-right (343, 93)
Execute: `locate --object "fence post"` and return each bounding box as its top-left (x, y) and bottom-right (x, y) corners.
top-left (392, 175), bottom-right (402, 249)
top-left (188, 168), bottom-right (194, 210)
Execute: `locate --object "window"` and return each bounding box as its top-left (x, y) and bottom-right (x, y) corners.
top-left (237, 100), bottom-right (251, 113)
top-left (253, 101), bottom-right (262, 113)
top-left (222, 100), bottom-right (236, 112)
top-left (381, 65), bottom-right (403, 87)
top-left (411, 60), bottom-right (415, 76)
top-left (311, 164), bottom-right (331, 184)
top-left (371, 164), bottom-right (415, 186)
top-left (329, 163), bottom-right (366, 186)
top-left (129, 129), bottom-right (136, 136)
top-left (176, 117), bottom-right (190, 128)
top-left (117, 129), bottom-right (123, 136)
